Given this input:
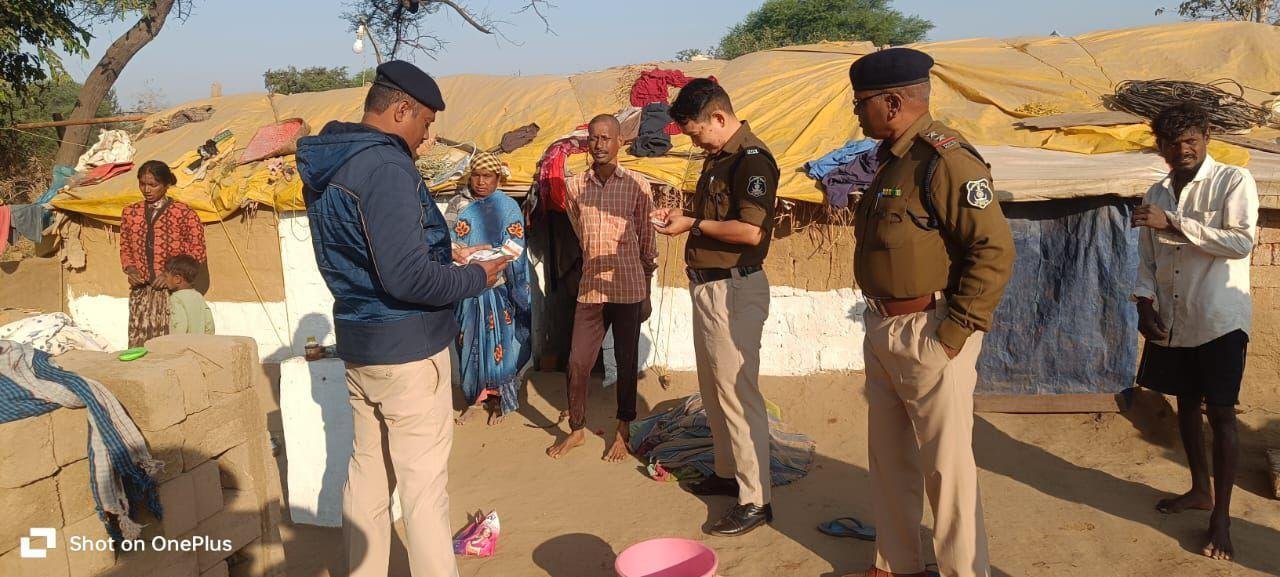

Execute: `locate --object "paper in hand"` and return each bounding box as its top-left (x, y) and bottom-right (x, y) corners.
top-left (466, 238), bottom-right (524, 262)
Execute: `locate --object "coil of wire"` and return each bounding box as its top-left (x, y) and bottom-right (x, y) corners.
top-left (1107, 79), bottom-right (1271, 133)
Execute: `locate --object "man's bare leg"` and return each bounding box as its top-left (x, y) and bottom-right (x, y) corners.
top-left (604, 420), bottom-right (632, 462)
top-left (1203, 405), bottom-right (1237, 561)
top-left (546, 428), bottom-right (586, 459)
top-left (1157, 397), bottom-right (1215, 514)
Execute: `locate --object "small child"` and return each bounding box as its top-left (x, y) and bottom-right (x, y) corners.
top-left (164, 254), bottom-right (215, 335)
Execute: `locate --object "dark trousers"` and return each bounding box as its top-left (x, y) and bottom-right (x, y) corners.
top-left (566, 301), bottom-right (643, 430)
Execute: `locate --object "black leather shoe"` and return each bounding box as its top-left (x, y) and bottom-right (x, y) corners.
top-left (685, 475), bottom-right (739, 497)
top-left (709, 503), bottom-right (772, 536)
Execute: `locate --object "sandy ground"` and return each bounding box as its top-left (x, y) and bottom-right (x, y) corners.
top-left (267, 370), bottom-right (1280, 577)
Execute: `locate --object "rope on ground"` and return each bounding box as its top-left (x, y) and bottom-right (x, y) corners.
top-left (1106, 79), bottom-right (1272, 133)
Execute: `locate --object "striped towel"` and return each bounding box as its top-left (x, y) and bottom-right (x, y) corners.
top-left (628, 394), bottom-right (816, 486)
top-left (0, 340), bottom-right (162, 542)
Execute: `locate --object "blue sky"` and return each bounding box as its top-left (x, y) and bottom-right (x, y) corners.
top-left (61, 0), bottom-right (1182, 109)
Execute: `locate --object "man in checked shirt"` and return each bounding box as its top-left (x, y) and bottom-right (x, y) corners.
top-left (546, 114), bottom-right (658, 462)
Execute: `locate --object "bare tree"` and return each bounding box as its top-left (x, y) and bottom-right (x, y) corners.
top-left (132, 78), bottom-right (169, 113)
top-left (343, 0), bottom-right (555, 60)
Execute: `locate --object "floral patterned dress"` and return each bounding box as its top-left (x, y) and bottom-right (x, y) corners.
top-left (449, 190), bottom-right (531, 415)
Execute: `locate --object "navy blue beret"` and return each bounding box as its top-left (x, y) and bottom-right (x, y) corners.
top-left (374, 60), bottom-right (446, 111)
top-left (848, 48), bottom-right (934, 91)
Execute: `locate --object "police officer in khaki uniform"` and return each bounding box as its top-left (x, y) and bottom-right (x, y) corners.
top-left (845, 49), bottom-right (1014, 577)
top-left (651, 78), bottom-right (779, 537)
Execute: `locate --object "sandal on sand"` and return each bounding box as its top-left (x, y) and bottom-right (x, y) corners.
top-left (818, 517), bottom-right (876, 541)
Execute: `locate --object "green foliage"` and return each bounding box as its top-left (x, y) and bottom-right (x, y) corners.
top-left (0, 0), bottom-right (93, 94)
top-left (0, 78), bottom-right (120, 184)
top-left (263, 66), bottom-right (374, 95)
top-left (714, 0), bottom-right (933, 60)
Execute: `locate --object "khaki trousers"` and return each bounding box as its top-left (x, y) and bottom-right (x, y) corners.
top-left (344, 349), bottom-right (458, 577)
top-left (690, 269), bottom-right (772, 506)
top-left (864, 302), bottom-right (989, 577)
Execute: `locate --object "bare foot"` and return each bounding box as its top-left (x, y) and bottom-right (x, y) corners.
top-left (455, 406), bottom-right (475, 426)
top-left (485, 398), bottom-right (505, 426)
top-left (1156, 490), bottom-right (1214, 514)
top-left (1203, 514), bottom-right (1233, 561)
top-left (546, 429), bottom-right (586, 459)
top-left (603, 421), bottom-right (632, 462)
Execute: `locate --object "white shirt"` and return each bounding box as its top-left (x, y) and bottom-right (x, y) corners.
top-left (1133, 155), bottom-right (1258, 348)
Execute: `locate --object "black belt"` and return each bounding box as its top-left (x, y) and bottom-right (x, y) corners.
top-left (686, 265), bottom-right (763, 284)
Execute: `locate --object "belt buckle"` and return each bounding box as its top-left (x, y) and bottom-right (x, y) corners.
top-left (864, 297), bottom-right (884, 317)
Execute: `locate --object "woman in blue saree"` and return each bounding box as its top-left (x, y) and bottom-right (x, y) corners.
top-left (447, 152), bottom-right (532, 425)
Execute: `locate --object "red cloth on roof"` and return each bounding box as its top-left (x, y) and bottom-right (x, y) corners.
top-left (76, 162), bottom-right (134, 187)
top-left (629, 69), bottom-right (693, 107)
top-left (631, 70), bottom-right (720, 135)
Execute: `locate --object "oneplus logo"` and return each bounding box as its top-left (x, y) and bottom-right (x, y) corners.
top-left (20, 528), bottom-right (57, 559)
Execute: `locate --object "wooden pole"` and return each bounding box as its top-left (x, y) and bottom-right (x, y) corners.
top-left (13, 114), bottom-right (149, 130)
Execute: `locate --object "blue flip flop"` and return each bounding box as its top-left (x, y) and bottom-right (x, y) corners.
top-left (817, 516), bottom-right (876, 541)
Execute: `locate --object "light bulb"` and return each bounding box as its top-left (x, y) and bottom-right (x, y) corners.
top-left (353, 38), bottom-right (365, 54)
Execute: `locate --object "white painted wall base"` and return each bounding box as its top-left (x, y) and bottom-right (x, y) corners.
top-left (66, 289), bottom-right (292, 362)
top-left (640, 284), bottom-right (867, 375)
top-left (65, 213), bottom-right (869, 375)
top-left (279, 357), bottom-right (401, 526)
top-left (274, 212), bottom-right (867, 378)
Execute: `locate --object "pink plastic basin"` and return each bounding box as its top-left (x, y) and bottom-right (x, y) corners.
top-left (615, 538), bottom-right (718, 577)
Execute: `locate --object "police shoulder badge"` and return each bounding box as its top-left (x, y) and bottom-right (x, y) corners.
top-left (747, 175), bottom-right (767, 198)
top-left (964, 178), bottom-right (993, 209)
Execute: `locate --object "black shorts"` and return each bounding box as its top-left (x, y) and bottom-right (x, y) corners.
top-left (1136, 329), bottom-right (1248, 407)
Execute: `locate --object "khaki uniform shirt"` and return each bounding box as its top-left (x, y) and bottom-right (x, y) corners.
top-left (854, 114), bottom-right (1015, 350)
top-left (685, 122), bottom-right (779, 269)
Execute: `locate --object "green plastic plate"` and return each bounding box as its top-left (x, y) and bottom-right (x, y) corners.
top-left (118, 347), bottom-right (148, 362)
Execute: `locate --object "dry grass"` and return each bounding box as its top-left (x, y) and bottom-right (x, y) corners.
top-left (0, 155), bottom-right (51, 205)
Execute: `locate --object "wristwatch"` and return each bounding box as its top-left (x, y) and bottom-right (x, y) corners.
top-left (691, 219), bottom-right (703, 237)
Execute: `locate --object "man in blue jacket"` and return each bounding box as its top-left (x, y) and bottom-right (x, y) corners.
top-left (297, 60), bottom-right (509, 577)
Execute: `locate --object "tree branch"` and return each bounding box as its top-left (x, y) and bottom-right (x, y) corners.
top-left (515, 0), bottom-right (556, 34)
top-left (433, 0), bottom-right (494, 34)
top-left (55, 0), bottom-right (178, 165)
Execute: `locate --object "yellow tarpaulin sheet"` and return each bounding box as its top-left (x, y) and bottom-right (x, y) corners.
top-left (54, 21), bottom-right (1280, 223)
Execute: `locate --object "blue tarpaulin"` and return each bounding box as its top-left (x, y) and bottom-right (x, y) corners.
top-left (977, 198), bottom-right (1140, 395)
